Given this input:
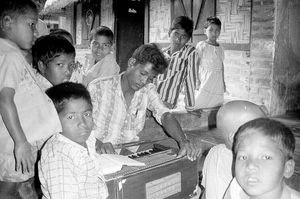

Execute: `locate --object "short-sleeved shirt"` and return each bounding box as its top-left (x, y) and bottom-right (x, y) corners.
top-left (156, 45), bottom-right (198, 110)
top-left (83, 53), bottom-right (120, 85)
top-left (38, 133), bottom-right (109, 199)
top-left (0, 38), bottom-right (61, 182)
top-left (88, 74), bottom-right (169, 152)
top-left (201, 144), bottom-right (233, 199)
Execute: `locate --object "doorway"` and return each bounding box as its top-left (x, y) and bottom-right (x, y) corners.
top-left (114, 0), bottom-right (145, 72)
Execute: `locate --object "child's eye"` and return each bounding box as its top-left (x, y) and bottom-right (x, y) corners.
top-left (262, 155), bottom-right (272, 160)
top-left (67, 115), bottom-right (75, 120)
top-left (57, 63), bottom-right (64, 68)
top-left (237, 155), bottom-right (247, 161)
top-left (103, 43), bottom-right (111, 48)
top-left (84, 112), bottom-right (92, 117)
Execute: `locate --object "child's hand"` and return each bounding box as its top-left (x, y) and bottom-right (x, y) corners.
top-left (177, 139), bottom-right (202, 161)
top-left (14, 141), bottom-right (34, 173)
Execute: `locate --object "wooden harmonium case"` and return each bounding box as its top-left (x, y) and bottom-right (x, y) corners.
top-left (104, 147), bottom-right (198, 199)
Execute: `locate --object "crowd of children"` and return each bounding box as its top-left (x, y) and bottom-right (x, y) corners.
top-left (0, 0), bottom-right (299, 198)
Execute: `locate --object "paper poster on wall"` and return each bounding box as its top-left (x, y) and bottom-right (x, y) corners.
top-left (149, 0), bottom-right (170, 43)
top-left (76, 3), bottom-right (82, 45)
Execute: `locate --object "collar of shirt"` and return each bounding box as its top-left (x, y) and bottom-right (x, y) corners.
top-left (0, 38), bottom-right (28, 59)
top-left (163, 44), bottom-right (189, 57)
top-left (34, 70), bottom-right (53, 91)
top-left (55, 133), bottom-right (95, 155)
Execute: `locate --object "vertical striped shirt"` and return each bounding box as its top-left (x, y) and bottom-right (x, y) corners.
top-left (157, 45), bottom-right (198, 109)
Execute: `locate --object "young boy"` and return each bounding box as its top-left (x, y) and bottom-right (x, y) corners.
top-left (48, 28), bottom-right (86, 84)
top-left (89, 43), bottom-right (201, 160)
top-left (201, 100), bottom-right (266, 199)
top-left (224, 118), bottom-right (300, 199)
top-left (32, 34), bottom-right (75, 89)
top-left (38, 82), bottom-right (109, 199)
top-left (83, 25), bottom-right (120, 85)
top-left (156, 16), bottom-right (198, 110)
top-left (0, 0), bottom-right (61, 197)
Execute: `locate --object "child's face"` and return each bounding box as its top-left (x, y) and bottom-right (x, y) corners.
top-left (5, 9), bottom-right (38, 50)
top-left (127, 61), bottom-right (158, 91)
top-left (41, 53), bottom-right (75, 85)
top-left (59, 98), bottom-right (93, 147)
top-left (205, 24), bottom-right (221, 42)
top-left (90, 35), bottom-right (112, 62)
top-left (169, 28), bottom-right (190, 50)
top-left (235, 129), bottom-right (292, 198)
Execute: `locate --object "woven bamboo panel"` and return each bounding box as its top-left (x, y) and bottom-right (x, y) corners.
top-left (217, 0), bottom-right (251, 44)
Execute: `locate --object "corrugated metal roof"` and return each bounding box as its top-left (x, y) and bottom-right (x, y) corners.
top-left (41, 0), bottom-right (79, 14)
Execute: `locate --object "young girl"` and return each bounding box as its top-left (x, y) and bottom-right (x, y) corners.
top-left (0, 0), bottom-right (61, 197)
top-left (194, 16), bottom-right (225, 109)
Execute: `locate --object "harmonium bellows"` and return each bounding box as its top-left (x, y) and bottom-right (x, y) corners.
top-left (104, 147), bottom-right (198, 199)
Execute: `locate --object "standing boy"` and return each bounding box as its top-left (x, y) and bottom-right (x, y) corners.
top-left (156, 16), bottom-right (198, 110)
top-left (0, 1), bottom-right (62, 198)
top-left (32, 34), bottom-right (75, 89)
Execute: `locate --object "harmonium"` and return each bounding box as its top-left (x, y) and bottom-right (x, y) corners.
top-left (104, 146), bottom-right (199, 199)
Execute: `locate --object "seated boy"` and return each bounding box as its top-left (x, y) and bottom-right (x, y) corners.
top-left (224, 118), bottom-right (300, 199)
top-left (38, 82), bottom-right (109, 199)
top-left (201, 100), bottom-right (266, 199)
top-left (83, 25), bottom-right (120, 85)
top-left (32, 34), bottom-right (76, 89)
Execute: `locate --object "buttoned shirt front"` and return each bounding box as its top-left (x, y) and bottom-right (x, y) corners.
top-left (88, 74), bottom-right (169, 152)
top-left (38, 133), bottom-right (108, 199)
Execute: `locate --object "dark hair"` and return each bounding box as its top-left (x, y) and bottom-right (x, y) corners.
top-left (204, 16), bottom-right (222, 29)
top-left (49, 28), bottom-right (73, 44)
top-left (89, 26), bottom-right (114, 43)
top-left (169, 16), bottom-right (194, 37)
top-left (0, 0), bottom-right (37, 20)
top-left (233, 118), bottom-right (295, 160)
top-left (32, 35), bottom-right (75, 72)
top-left (131, 43), bottom-right (168, 74)
top-left (46, 82), bottom-right (92, 113)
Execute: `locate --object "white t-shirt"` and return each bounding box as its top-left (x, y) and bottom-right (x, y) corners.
top-left (202, 144), bottom-right (233, 199)
top-left (0, 38), bottom-right (61, 182)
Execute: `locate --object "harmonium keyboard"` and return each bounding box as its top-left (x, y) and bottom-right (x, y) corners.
top-left (104, 146), bottom-right (198, 199)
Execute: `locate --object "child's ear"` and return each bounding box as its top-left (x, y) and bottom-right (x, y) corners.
top-left (1, 15), bottom-right (13, 30)
top-left (110, 43), bottom-right (116, 53)
top-left (37, 61), bottom-right (47, 75)
top-left (127, 58), bottom-right (136, 69)
top-left (283, 159), bottom-right (295, 178)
